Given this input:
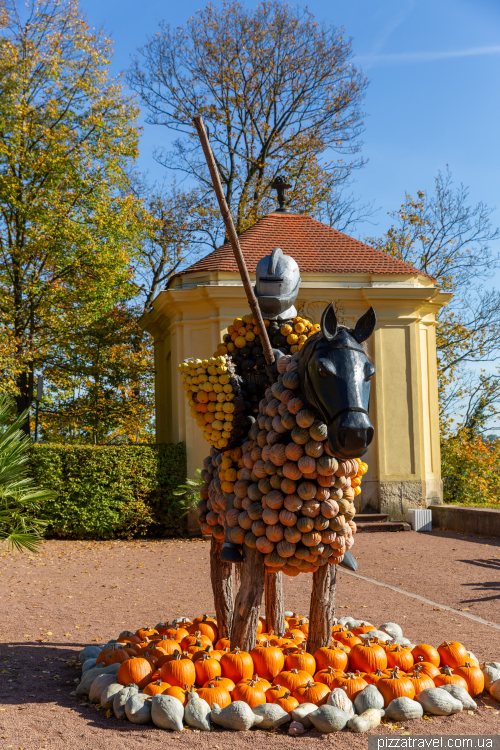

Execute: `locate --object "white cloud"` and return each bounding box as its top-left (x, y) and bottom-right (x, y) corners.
top-left (355, 45), bottom-right (500, 66)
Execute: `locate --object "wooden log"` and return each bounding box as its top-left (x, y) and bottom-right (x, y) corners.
top-left (264, 569), bottom-right (286, 637)
top-left (230, 544), bottom-right (266, 651)
top-left (307, 563), bottom-right (338, 655)
top-left (210, 537), bottom-right (234, 639)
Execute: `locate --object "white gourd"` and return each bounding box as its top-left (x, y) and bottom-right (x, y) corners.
top-left (353, 685), bottom-right (384, 713)
top-left (125, 694), bottom-right (153, 724)
top-left (308, 705), bottom-right (351, 733)
top-left (76, 663), bottom-right (120, 696)
top-left (437, 685), bottom-right (477, 710)
top-left (327, 688), bottom-right (354, 715)
top-left (252, 703), bottom-right (291, 729)
top-left (78, 645), bottom-right (103, 663)
top-left (489, 679), bottom-right (500, 702)
top-left (113, 685), bottom-right (139, 720)
top-left (291, 703), bottom-right (318, 728)
top-left (347, 715), bottom-right (372, 733)
top-left (184, 690), bottom-right (211, 731)
top-left (89, 674), bottom-right (117, 704)
top-left (100, 682), bottom-right (125, 709)
top-left (151, 694), bottom-right (185, 730)
top-left (416, 688), bottom-right (463, 716)
top-left (82, 658), bottom-right (97, 674)
top-left (378, 622), bottom-right (403, 639)
top-left (482, 664), bottom-right (500, 691)
top-left (385, 697), bottom-right (423, 721)
top-left (211, 702), bottom-right (264, 730)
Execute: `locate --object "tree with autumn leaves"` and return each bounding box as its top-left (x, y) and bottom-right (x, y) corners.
top-left (0, 0), bottom-right (154, 439)
top-left (370, 170), bottom-right (500, 506)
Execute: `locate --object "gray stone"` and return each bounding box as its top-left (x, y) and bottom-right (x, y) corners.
top-left (151, 694), bottom-right (184, 730)
top-left (385, 697), bottom-right (423, 721)
top-left (291, 703), bottom-right (318, 728)
top-left (354, 685), bottom-right (384, 713)
top-left (437, 684), bottom-right (477, 710)
top-left (125, 694), bottom-right (152, 724)
top-left (252, 703), bottom-right (291, 729)
top-left (309, 705), bottom-right (351, 733)
top-left (416, 688), bottom-right (463, 715)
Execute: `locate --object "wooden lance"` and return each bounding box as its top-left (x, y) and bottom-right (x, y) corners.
top-left (192, 114), bottom-right (275, 366)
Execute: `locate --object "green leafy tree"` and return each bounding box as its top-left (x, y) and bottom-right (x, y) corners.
top-left (0, 395), bottom-right (49, 551)
top-left (0, 0), bottom-right (145, 430)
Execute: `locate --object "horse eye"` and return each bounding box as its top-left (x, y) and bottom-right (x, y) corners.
top-left (318, 364), bottom-right (328, 378)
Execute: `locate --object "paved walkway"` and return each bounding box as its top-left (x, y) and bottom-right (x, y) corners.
top-left (0, 529), bottom-right (499, 749)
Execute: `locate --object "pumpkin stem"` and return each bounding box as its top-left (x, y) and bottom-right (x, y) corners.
top-left (441, 666), bottom-right (453, 675)
top-left (291, 668), bottom-right (298, 674)
top-left (390, 668), bottom-right (400, 679)
top-left (284, 690), bottom-right (291, 698)
top-left (464, 661), bottom-right (472, 667)
top-left (208, 682), bottom-right (215, 688)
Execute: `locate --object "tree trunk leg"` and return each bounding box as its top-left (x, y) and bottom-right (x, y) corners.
top-left (230, 545), bottom-right (266, 651)
top-left (210, 536), bottom-right (234, 639)
top-left (307, 563), bottom-right (337, 655)
top-left (264, 569), bottom-right (285, 636)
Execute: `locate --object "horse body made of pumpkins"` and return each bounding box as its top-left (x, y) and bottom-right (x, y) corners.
top-left (179, 303), bottom-right (377, 654)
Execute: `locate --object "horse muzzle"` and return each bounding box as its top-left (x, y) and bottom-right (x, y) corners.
top-left (327, 410), bottom-right (374, 460)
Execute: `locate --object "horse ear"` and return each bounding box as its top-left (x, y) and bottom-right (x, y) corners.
top-left (353, 307), bottom-right (376, 343)
top-left (321, 303), bottom-right (338, 342)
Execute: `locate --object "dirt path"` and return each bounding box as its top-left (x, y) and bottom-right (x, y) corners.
top-left (0, 529), bottom-right (499, 749)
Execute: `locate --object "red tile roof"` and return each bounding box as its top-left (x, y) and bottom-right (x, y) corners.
top-left (173, 212), bottom-right (431, 280)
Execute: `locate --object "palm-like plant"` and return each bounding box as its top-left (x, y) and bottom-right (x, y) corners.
top-left (0, 396), bottom-right (50, 552)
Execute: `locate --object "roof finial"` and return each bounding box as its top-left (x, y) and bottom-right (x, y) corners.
top-left (271, 175), bottom-right (292, 213)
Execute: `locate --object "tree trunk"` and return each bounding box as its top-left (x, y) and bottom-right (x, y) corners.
top-left (210, 537), bottom-right (234, 639)
top-left (264, 569), bottom-right (285, 636)
top-left (307, 563), bottom-right (337, 655)
top-left (231, 544), bottom-right (265, 651)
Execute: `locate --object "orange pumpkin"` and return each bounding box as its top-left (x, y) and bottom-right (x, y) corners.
top-left (348, 641), bottom-right (388, 673)
top-left (314, 666), bottom-right (346, 688)
top-left (154, 638), bottom-right (181, 656)
top-left (452, 663), bottom-right (484, 697)
top-left (238, 673), bottom-right (272, 692)
top-left (203, 674), bottom-right (236, 692)
top-left (293, 680), bottom-right (330, 706)
top-left (220, 647), bottom-right (254, 683)
top-left (164, 685), bottom-right (189, 707)
top-left (437, 641), bottom-right (468, 670)
top-left (433, 665), bottom-right (468, 690)
top-left (117, 657), bottom-right (153, 689)
top-left (271, 668), bottom-right (311, 693)
top-left (266, 683), bottom-right (291, 703)
top-left (116, 635), bottom-right (141, 645)
top-left (284, 646), bottom-right (316, 676)
top-left (250, 642), bottom-right (285, 680)
top-left (215, 637), bottom-right (231, 650)
top-left (160, 652), bottom-right (196, 688)
top-left (274, 689), bottom-right (299, 713)
top-left (385, 644), bottom-right (414, 672)
top-left (180, 630), bottom-right (212, 652)
top-left (351, 625), bottom-right (374, 636)
top-left (197, 681), bottom-right (231, 708)
top-left (411, 644), bottom-right (440, 667)
top-left (314, 645), bottom-right (349, 672)
top-left (331, 672), bottom-right (369, 701)
top-left (414, 656), bottom-right (441, 679)
top-left (405, 669), bottom-right (435, 696)
top-left (135, 627), bottom-right (159, 640)
top-left (363, 669), bottom-right (386, 685)
top-left (377, 668), bottom-right (416, 707)
top-left (334, 631), bottom-right (362, 649)
top-left (163, 627), bottom-right (189, 642)
top-left (231, 679), bottom-right (266, 707)
top-left (194, 653), bottom-right (221, 685)
top-left (143, 679), bottom-right (171, 696)
top-left (189, 615), bottom-right (218, 643)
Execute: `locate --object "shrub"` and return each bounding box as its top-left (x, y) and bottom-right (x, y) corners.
top-left (441, 430), bottom-right (500, 508)
top-left (29, 443), bottom-right (187, 539)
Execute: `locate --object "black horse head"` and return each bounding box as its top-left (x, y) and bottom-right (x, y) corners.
top-left (298, 303), bottom-right (376, 460)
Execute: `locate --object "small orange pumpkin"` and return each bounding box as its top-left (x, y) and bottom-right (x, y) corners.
top-left (143, 679), bottom-right (171, 696)
top-left (377, 668), bottom-right (416, 707)
top-left (160, 652), bottom-right (196, 688)
top-left (220, 647), bottom-right (254, 683)
top-left (437, 641), bottom-right (468, 670)
top-left (331, 672), bottom-right (369, 701)
top-left (231, 678), bottom-right (266, 707)
top-left (314, 666), bottom-right (346, 688)
top-left (284, 645), bottom-right (316, 675)
top-left (293, 680), bottom-right (330, 706)
top-left (197, 681), bottom-right (231, 708)
top-left (452, 663), bottom-right (484, 697)
top-left (411, 643), bottom-right (440, 667)
top-left (271, 668), bottom-right (311, 693)
top-left (385, 644), bottom-right (414, 672)
top-left (433, 665), bottom-right (468, 690)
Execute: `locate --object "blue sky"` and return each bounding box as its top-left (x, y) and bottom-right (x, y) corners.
top-left (80, 0), bottom-right (500, 238)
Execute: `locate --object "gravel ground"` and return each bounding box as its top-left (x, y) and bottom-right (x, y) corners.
top-left (0, 528), bottom-right (499, 749)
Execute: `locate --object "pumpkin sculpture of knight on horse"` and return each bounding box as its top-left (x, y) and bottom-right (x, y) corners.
top-left (180, 244), bottom-right (376, 655)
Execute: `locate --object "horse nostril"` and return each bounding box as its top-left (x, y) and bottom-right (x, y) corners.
top-left (367, 427), bottom-right (374, 444)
